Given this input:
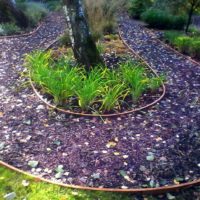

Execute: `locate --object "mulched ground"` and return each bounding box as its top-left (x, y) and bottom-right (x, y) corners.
top-left (0, 13), bottom-right (199, 189)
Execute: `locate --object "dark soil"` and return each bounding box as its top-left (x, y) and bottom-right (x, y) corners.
top-left (0, 13), bottom-right (199, 189)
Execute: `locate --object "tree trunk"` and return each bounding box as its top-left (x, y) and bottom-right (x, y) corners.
top-left (185, 3), bottom-right (195, 33)
top-left (63, 0), bottom-right (103, 71)
top-left (0, 0), bottom-right (28, 28)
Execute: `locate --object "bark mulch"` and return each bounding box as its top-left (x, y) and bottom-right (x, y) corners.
top-left (0, 13), bottom-right (199, 189)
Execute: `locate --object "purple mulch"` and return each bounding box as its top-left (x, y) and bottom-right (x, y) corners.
top-left (0, 13), bottom-right (199, 189)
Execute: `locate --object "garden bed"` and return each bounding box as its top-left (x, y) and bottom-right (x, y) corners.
top-left (27, 36), bottom-right (165, 117)
top-left (0, 12), bottom-right (199, 191)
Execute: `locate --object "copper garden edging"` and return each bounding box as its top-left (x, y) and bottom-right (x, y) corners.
top-left (0, 161), bottom-right (200, 194)
top-left (29, 31), bottom-right (166, 117)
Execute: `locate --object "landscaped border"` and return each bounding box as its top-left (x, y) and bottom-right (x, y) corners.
top-left (29, 32), bottom-right (166, 117)
top-left (1, 23), bottom-right (200, 194)
top-left (1, 160), bottom-right (200, 194)
top-left (146, 28), bottom-right (200, 67)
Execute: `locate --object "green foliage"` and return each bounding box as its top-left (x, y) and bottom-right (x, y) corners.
top-left (141, 9), bottom-right (186, 30)
top-left (189, 40), bottom-right (200, 58)
top-left (128, 0), bottom-right (153, 19)
top-left (59, 31), bottom-right (71, 46)
top-left (174, 36), bottom-right (192, 53)
top-left (148, 76), bottom-right (165, 91)
top-left (96, 41), bottom-right (106, 54)
top-left (45, 0), bottom-right (62, 11)
top-left (0, 23), bottom-right (21, 36)
top-left (76, 67), bottom-right (105, 110)
top-left (164, 31), bottom-right (182, 44)
top-left (120, 61), bottom-right (148, 101)
top-left (188, 26), bottom-right (200, 37)
top-left (164, 30), bottom-right (200, 59)
top-left (101, 83), bottom-right (127, 111)
top-left (25, 51), bottom-right (82, 105)
top-left (25, 51), bottom-right (163, 113)
top-left (18, 2), bottom-right (49, 27)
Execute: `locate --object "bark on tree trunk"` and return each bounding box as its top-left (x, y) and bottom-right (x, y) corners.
top-left (63, 0), bottom-right (103, 71)
top-left (185, 3), bottom-right (195, 33)
top-left (0, 0), bottom-right (28, 28)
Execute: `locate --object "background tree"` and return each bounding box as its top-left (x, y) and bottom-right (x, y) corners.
top-left (0, 0), bottom-right (28, 28)
top-left (62, 0), bottom-right (102, 71)
top-left (154, 0), bottom-right (200, 33)
top-left (185, 0), bottom-right (200, 33)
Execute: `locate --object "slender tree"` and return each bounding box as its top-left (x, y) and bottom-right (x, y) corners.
top-left (0, 0), bottom-right (28, 28)
top-left (62, 0), bottom-right (103, 71)
top-left (185, 0), bottom-right (200, 33)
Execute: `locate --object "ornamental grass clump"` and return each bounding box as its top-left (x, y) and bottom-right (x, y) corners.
top-left (75, 67), bottom-right (105, 110)
top-left (120, 61), bottom-right (149, 102)
top-left (25, 51), bottom-right (163, 113)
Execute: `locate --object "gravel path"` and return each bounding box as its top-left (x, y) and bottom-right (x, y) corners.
top-left (0, 13), bottom-right (199, 189)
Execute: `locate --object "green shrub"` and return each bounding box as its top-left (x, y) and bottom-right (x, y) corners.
top-left (0, 23), bottom-right (21, 36)
top-left (128, 0), bottom-right (152, 19)
top-left (141, 9), bottom-right (186, 30)
top-left (189, 40), bottom-right (200, 58)
top-left (164, 30), bottom-right (200, 59)
top-left (164, 31), bottom-right (182, 44)
top-left (45, 0), bottom-right (62, 11)
top-left (174, 36), bottom-right (192, 54)
top-left (18, 2), bottom-right (49, 27)
top-left (188, 26), bottom-right (200, 37)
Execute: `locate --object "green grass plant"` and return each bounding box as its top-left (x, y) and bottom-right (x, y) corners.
top-left (75, 67), bottom-right (105, 110)
top-left (25, 51), bottom-right (164, 113)
top-left (120, 61), bottom-right (149, 101)
top-left (0, 23), bottom-right (21, 36)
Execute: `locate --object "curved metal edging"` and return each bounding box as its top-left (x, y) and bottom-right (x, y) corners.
top-left (29, 32), bottom-right (166, 118)
top-left (0, 161), bottom-right (200, 194)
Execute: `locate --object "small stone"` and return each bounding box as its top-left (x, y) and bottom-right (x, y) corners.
top-left (3, 192), bottom-right (16, 200)
top-left (146, 154), bottom-right (155, 161)
top-left (23, 120), bottom-right (31, 125)
top-left (121, 186), bottom-right (128, 189)
top-left (64, 172), bottom-right (70, 176)
top-left (91, 173), bottom-right (100, 179)
top-left (36, 105), bottom-right (45, 110)
top-left (123, 155), bottom-right (129, 159)
top-left (139, 165), bottom-right (146, 172)
top-left (55, 172), bottom-right (63, 179)
top-left (28, 160), bottom-right (39, 168)
top-left (0, 142), bottom-right (5, 151)
top-left (36, 168), bottom-right (42, 172)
